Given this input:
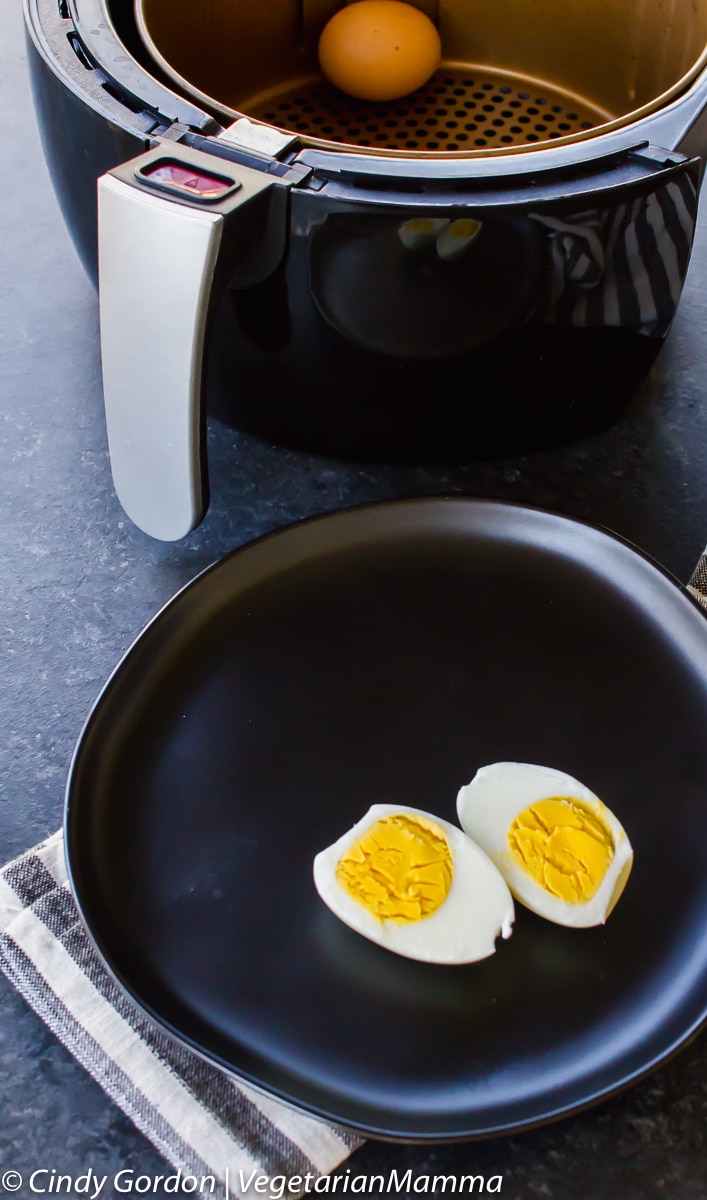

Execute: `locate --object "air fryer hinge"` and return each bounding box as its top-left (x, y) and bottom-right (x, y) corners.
top-left (169, 130), bottom-right (313, 187)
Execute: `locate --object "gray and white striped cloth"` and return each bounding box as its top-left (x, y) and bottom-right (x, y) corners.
top-left (0, 832), bottom-right (362, 1198)
top-left (688, 545), bottom-right (707, 610)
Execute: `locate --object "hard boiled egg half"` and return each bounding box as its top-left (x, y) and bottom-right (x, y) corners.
top-left (313, 803), bottom-right (514, 963)
top-left (456, 763), bottom-right (633, 928)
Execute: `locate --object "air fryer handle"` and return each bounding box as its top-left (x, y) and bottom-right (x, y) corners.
top-left (98, 147), bottom-right (281, 541)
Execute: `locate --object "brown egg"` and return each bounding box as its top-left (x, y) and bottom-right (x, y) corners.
top-left (318, 1), bottom-right (442, 102)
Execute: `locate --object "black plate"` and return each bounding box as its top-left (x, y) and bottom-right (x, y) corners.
top-left (66, 499), bottom-right (707, 1140)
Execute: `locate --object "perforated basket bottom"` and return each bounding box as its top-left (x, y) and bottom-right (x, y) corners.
top-left (245, 64), bottom-right (610, 152)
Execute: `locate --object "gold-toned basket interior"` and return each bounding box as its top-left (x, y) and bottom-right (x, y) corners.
top-left (249, 67), bottom-right (605, 151)
top-left (137, 0), bottom-right (707, 156)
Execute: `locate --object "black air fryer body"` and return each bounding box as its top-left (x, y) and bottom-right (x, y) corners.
top-left (23, 0), bottom-right (707, 537)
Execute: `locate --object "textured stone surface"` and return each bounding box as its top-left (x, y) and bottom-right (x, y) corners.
top-left (3, 0), bottom-right (707, 1193)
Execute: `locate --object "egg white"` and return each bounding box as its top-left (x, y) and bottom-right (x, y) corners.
top-left (436, 218), bottom-right (482, 261)
top-left (398, 217), bottom-right (448, 252)
top-left (313, 803), bottom-right (515, 964)
top-left (456, 763), bottom-right (633, 928)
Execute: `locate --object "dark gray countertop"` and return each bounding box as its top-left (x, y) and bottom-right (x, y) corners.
top-left (3, 1), bottom-right (707, 1195)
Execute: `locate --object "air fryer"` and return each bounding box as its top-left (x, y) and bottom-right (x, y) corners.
top-left (22, 0), bottom-right (707, 537)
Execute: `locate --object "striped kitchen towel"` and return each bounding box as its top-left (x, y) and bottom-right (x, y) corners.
top-left (0, 832), bottom-right (362, 1198)
top-left (688, 545), bottom-right (707, 609)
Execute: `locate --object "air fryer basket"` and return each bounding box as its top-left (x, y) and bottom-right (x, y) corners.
top-left (136, 0), bottom-right (707, 155)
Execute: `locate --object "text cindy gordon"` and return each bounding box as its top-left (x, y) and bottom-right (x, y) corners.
top-left (13, 1167), bottom-right (504, 1196)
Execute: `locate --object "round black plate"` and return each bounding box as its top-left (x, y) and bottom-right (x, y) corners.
top-left (66, 499), bottom-right (707, 1140)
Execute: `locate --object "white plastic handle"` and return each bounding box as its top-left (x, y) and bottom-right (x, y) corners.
top-left (98, 174), bottom-right (223, 541)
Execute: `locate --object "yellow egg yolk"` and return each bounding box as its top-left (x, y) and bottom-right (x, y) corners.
top-left (444, 219), bottom-right (482, 243)
top-left (336, 813), bottom-right (453, 922)
top-left (508, 797), bottom-right (614, 903)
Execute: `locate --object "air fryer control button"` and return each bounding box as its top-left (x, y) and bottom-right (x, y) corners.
top-left (136, 159), bottom-right (241, 202)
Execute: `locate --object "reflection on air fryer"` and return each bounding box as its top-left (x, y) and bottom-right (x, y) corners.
top-left (308, 172), bottom-right (697, 358)
top-left (309, 207), bottom-right (544, 357)
top-left (531, 172), bottom-right (698, 337)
